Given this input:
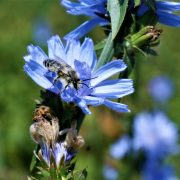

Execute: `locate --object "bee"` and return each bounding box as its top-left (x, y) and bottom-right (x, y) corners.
top-left (30, 106), bottom-right (59, 147)
top-left (43, 59), bottom-right (94, 91)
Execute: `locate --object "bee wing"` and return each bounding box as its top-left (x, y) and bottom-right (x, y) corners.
top-left (55, 56), bottom-right (73, 71)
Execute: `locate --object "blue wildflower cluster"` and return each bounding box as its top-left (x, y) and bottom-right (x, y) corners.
top-left (24, 0), bottom-right (180, 179)
top-left (106, 76), bottom-right (179, 179)
top-left (107, 111), bottom-right (179, 179)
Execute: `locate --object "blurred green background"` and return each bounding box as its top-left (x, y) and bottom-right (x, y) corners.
top-left (0, 0), bottom-right (180, 179)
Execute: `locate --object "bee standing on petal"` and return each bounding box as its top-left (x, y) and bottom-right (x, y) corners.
top-left (24, 35), bottom-right (134, 114)
top-left (43, 58), bottom-right (91, 91)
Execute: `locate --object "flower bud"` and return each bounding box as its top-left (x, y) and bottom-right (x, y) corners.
top-left (124, 26), bottom-right (162, 55)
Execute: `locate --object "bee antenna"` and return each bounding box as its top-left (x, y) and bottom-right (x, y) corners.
top-left (81, 76), bottom-right (98, 82)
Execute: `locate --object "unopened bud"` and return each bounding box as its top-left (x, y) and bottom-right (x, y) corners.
top-left (124, 26), bottom-right (162, 54)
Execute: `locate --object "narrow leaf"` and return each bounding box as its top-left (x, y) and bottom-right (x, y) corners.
top-left (29, 145), bottom-right (39, 172)
top-left (94, 39), bottom-right (106, 51)
top-left (95, 33), bottom-right (114, 70)
top-left (134, 0), bottom-right (141, 7)
top-left (107, 0), bottom-right (129, 39)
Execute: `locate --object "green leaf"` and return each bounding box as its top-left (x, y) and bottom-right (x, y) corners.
top-left (134, 0), bottom-right (141, 7)
top-left (94, 39), bottom-right (106, 51)
top-left (120, 49), bottom-right (136, 78)
top-left (95, 33), bottom-right (114, 70)
top-left (37, 166), bottom-right (51, 178)
top-left (29, 145), bottom-right (39, 172)
top-left (107, 0), bottom-right (129, 39)
top-left (68, 169), bottom-right (88, 180)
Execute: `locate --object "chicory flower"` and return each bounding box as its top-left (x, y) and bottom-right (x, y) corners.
top-left (137, 1), bottom-right (180, 27)
top-left (60, 0), bottom-right (109, 39)
top-left (133, 111), bottom-right (179, 159)
top-left (24, 35), bottom-right (134, 114)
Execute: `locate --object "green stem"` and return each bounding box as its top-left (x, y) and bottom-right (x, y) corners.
top-left (95, 33), bottom-right (114, 70)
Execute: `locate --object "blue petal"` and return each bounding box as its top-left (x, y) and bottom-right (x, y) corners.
top-left (103, 165), bottom-right (118, 180)
top-left (61, 88), bottom-right (91, 114)
top-left (156, 1), bottom-right (180, 11)
top-left (24, 61), bottom-right (51, 88)
top-left (109, 135), bottom-right (131, 159)
top-left (23, 55), bottom-right (32, 62)
top-left (52, 143), bottom-right (67, 168)
top-left (142, 161), bottom-right (176, 180)
top-left (79, 38), bottom-right (97, 70)
top-left (75, 98), bottom-right (91, 114)
top-left (24, 61), bottom-right (60, 94)
top-left (27, 45), bottom-right (48, 66)
top-left (157, 10), bottom-right (180, 27)
top-left (65, 151), bottom-right (76, 162)
top-left (148, 76), bottom-right (174, 103)
top-left (137, 3), bottom-right (149, 16)
top-left (61, 0), bottom-right (107, 16)
top-left (103, 100), bottom-right (130, 113)
top-left (47, 35), bottom-right (66, 60)
top-left (40, 142), bottom-right (50, 167)
top-left (65, 40), bottom-right (81, 68)
top-left (61, 0), bottom-right (95, 16)
top-left (64, 18), bottom-right (109, 40)
top-left (74, 60), bottom-right (91, 81)
top-left (80, 0), bottom-right (107, 5)
top-left (91, 60), bottom-right (127, 87)
top-left (83, 96), bottom-right (104, 106)
top-left (61, 87), bottom-right (91, 114)
top-left (61, 0), bottom-right (80, 10)
top-left (61, 87), bottom-right (76, 102)
top-left (92, 79), bottom-right (134, 98)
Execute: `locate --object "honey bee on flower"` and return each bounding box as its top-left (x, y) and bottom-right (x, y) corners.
top-left (24, 35), bottom-right (134, 114)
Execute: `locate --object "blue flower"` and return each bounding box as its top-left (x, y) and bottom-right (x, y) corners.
top-left (60, 0), bottom-right (109, 39)
top-left (137, 1), bottom-right (180, 27)
top-left (52, 143), bottom-right (68, 168)
top-left (40, 141), bottom-right (71, 168)
top-left (40, 142), bottom-right (51, 167)
top-left (148, 76), bottom-right (174, 104)
top-left (103, 165), bottom-right (118, 180)
top-left (142, 160), bottom-right (177, 180)
top-left (24, 35), bottom-right (134, 114)
top-left (132, 111), bottom-right (179, 159)
top-left (109, 135), bottom-right (131, 160)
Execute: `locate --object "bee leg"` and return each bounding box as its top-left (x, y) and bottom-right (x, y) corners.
top-left (78, 82), bottom-right (89, 88)
top-left (64, 80), bottom-right (71, 90)
top-left (52, 76), bottom-right (60, 85)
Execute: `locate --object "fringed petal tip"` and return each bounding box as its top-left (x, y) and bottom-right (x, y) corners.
top-left (104, 100), bottom-right (131, 113)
